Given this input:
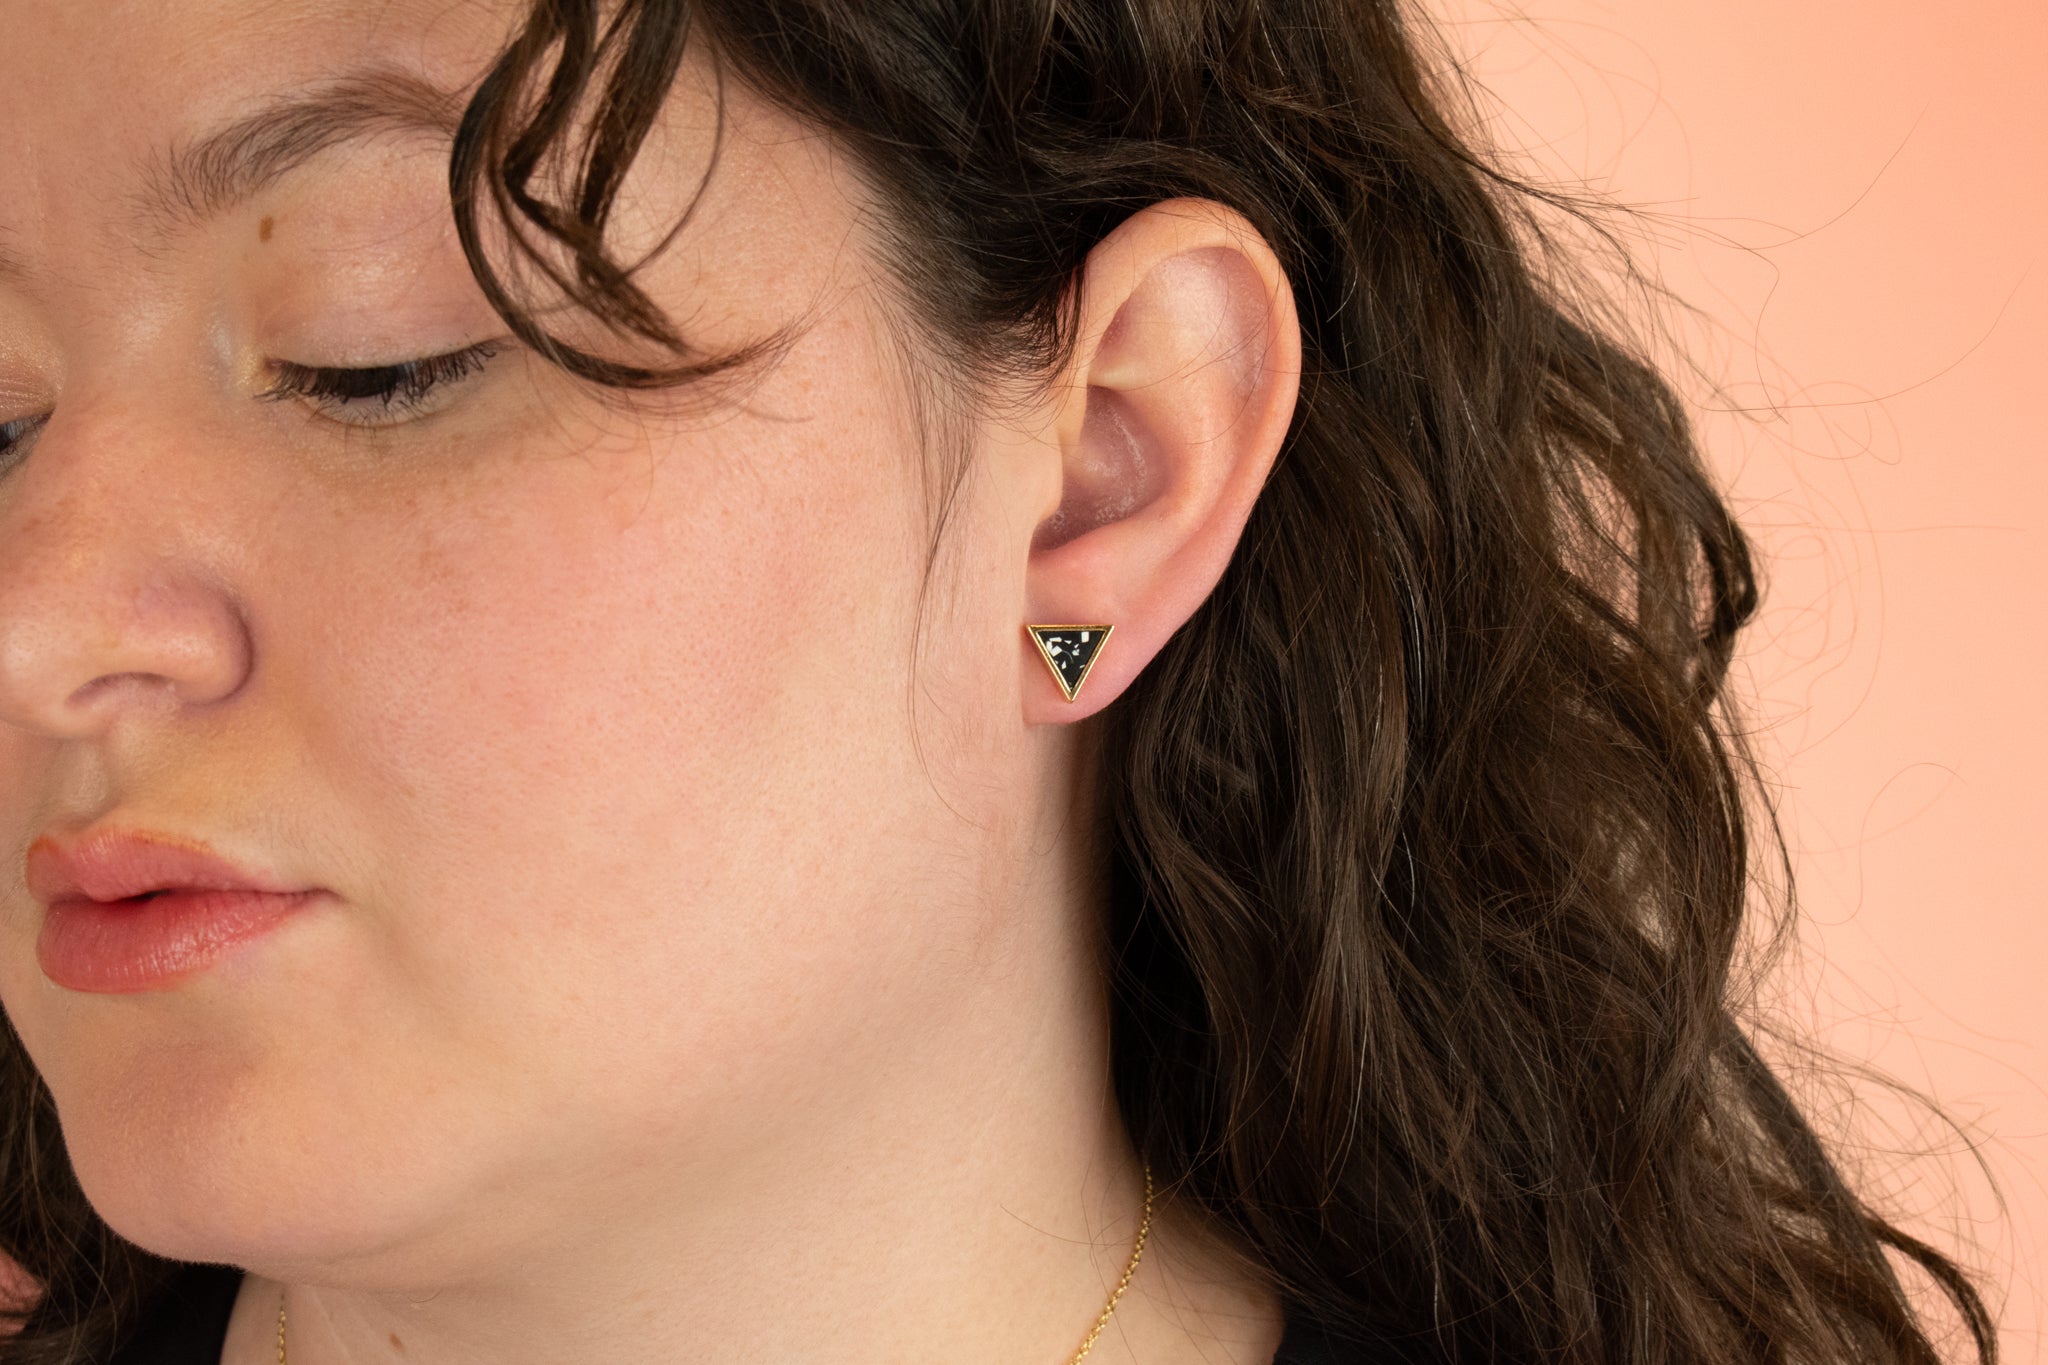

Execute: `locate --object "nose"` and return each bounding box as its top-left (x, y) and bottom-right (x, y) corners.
top-left (0, 407), bottom-right (253, 741)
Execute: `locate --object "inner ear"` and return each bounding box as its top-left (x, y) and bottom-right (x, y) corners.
top-left (1030, 387), bottom-right (1166, 554)
top-left (1031, 245), bottom-right (1270, 555)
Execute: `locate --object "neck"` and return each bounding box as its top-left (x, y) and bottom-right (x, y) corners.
top-left (219, 896), bottom-right (1282, 1365)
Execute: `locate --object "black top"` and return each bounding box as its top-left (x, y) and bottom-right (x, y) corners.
top-left (107, 1263), bottom-right (1378, 1364)
top-left (108, 1265), bottom-right (241, 1365)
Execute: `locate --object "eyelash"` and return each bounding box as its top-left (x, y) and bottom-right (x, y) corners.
top-left (259, 341), bottom-right (502, 426)
top-left (0, 414), bottom-right (46, 472)
top-left (0, 342), bottom-right (500, 471)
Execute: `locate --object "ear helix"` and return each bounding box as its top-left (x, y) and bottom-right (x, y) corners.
top-left (1026, 624), bottom-right (1114, 703)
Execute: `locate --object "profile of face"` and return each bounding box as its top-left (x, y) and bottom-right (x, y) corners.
top-left (0, 0), bottom-right (1300, 1333)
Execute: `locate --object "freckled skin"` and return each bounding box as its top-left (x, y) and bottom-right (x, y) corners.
top-left (0, 3), bottom-right (1298, 1363)
top-left (0, 0), bottom-right (985, 1264)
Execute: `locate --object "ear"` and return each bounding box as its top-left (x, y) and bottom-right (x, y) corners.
top-left (1019, 198), bottom-right (1301, 723)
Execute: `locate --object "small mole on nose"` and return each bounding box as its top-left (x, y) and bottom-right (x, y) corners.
top-left (388, 1332), bottom-right (405, 1352)
top-left (258, 216), bottom-right (275, 243)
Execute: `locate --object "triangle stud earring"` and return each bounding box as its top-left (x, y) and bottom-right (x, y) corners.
top-left (1027, 623), bottom-right (1115, 703)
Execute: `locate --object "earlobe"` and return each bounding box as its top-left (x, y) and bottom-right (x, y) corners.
top-left (1026, 623), bottom-right (1116, 703)
top-left (1020, 199), bottom-right (1301, 725)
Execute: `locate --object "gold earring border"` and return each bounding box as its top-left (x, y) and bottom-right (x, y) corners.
top-left (1027, 623), bottom-right (1115, 703)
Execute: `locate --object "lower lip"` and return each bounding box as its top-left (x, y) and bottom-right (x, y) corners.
top-left (37, 889), bottom-right (321, 994)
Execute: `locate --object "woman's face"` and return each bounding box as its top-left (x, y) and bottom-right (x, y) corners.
top-left (0, 0), bottom-right (1072, 1271)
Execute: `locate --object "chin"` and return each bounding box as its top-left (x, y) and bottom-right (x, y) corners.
top-left (61, 1063), bottom-right (291, 1263)
top-left (52, 1043), bottom-right (426, 1276)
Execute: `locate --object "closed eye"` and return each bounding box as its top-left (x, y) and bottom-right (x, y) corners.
top-left (0, 414), bottom-right (48, 474)
top-left (259, 341), bottom-right (503, 427)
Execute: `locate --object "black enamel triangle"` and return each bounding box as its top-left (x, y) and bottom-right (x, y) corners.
top-left (1029, 624), bottom-right (1114, 702)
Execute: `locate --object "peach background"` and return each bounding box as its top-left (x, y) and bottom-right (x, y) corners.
top-left (1433, 0), bottom-right (2045, 1357)
top-left (1, 4), bottom-right (2039, 1357)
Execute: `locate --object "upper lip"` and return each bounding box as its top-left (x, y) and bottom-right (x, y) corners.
top-left (25, 828), bottom-right (312, 906)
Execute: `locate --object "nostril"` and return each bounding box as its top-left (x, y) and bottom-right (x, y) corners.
top-left (70, 671), bottom-right (182, 708)
top-left (0, 557), bottom-right (256, 737)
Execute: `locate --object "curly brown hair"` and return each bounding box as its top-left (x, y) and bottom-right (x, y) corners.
top-left (0, 2), bottom-right (1999, 1362)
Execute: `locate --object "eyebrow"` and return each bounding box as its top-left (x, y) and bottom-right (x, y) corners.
top-left (135, 69), bottom-right (465, 233)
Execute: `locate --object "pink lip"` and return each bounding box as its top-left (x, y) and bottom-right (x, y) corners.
top-left (26, 829), bottom-right (321, 995)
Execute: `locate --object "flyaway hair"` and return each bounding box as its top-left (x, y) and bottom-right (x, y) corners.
top-left (0, 3), bottom-right (1998, 1362)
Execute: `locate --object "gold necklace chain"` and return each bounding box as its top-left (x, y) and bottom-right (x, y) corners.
top-left (1066, 1159), bottom-right (1154, 1364)
top-left (275, 1160), bottom-right (1153, 1365)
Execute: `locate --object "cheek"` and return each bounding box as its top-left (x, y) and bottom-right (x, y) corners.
top-left (278, 376), bottom-right (939, 1135)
